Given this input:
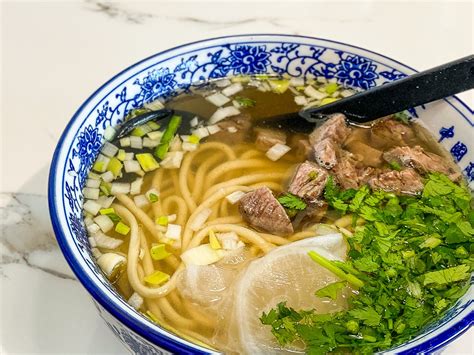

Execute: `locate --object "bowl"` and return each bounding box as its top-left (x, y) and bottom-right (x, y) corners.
top-left (48, 34), bottom-right (473, 354)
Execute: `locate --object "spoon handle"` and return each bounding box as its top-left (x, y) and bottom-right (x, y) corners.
top-left (300, 54), bottom-right (474, 123)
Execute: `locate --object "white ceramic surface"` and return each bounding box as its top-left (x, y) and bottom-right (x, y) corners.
top-left (1, 1), bottom-right (472, 354)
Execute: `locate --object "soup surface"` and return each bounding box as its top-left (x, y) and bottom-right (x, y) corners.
top-left (81, 76), bottom-right (472, 354)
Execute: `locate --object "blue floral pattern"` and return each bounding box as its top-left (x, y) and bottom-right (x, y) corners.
top-left (55, 37), bottom-right (472, 354)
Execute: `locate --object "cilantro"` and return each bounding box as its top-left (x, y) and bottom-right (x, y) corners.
top-left (234, 96), bottom-right (256, 107)
top-left (393, 111), bottom-right (411, 124)
top-left (315, 281), bottom-right (346, 300)
top-left (277, 193), bottom-right (307, 210)
top-left (389, 161), bottom-right (402, 171)
top-left (261, 173), bottom-right (473, 353)
top-left (423, 265), bottom-right (470, 286)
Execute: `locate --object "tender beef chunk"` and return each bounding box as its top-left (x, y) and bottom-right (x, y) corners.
top-left (254, 128), bottom-right (287, 151)
top-left (383, 145), bottom-right (461, 181)
top-left (309, 113), bottom-right (351, 146)
top-left (369, 168), bottom-right (424, 195)
top-left (345, 141), bottom-right (383, 167)
top-left (370, 118), bottom-right (416, 149)
top-left (312, 138), bottom-right (339, 169)
top-left (288, 161), bottom-right (328, 202)
top-left (207, 113), bottom-right (252, 145)
top-left (239, 187), bottom-right (293, 236)
top-left (331, 158), bottom-right (360, 189)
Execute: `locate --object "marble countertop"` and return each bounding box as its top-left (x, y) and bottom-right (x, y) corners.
top-left (1, 1), bottom-right (472, 353)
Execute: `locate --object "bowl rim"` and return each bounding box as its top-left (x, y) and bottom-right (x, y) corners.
top-left (48, 33), bottom-right (473, 354)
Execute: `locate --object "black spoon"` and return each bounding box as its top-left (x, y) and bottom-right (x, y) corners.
top-left (115, 54), bottom-right (474, 138)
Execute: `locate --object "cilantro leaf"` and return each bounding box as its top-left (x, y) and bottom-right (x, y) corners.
top-left (235, 96), bottom-right (256, 107)
top-left (315, 281), bottom-right (346, 300)
top-left (423, 265), bottom-right (470, 286)
top-left (349, 307), bottom-right (381, 326)
top-left (277, 193), bottom-right (307, 210)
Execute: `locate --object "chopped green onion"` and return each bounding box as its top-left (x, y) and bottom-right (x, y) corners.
top-left (149, 193), bottom-right (159, 203)
top-left (209, 230), bottom-right (221, 250)
top-left (93, 154), bottom-right (110, 173)
top-left (154, 115), bottom-right (182, 159)
top-left (117, 149), bottom-right (126, 161)
top-left (144, 270), bottom-right (170, 285)
top-left (308, 250), bottom-right (364, 288)
top-left (188, 134), bottom-right (200, 144)
top-left (320, 97), bottom-right (339, 106)
top-left (107, 157), bottom-right (123, 177)
top-left (147, 121), bottom-right (160, 130)
top-left (136, 153), bottom-right (160, 172)
top-left (131, 124), bottom-right (152, 137)
top-left (99, 208), bottom-right (115, 215)
top-left (115, 221), bottom-right (130, 235)
top-left (156, 215), bottom-right (168, 226)
top-left (324, 83), bottom-right (339, 94)
top-left (107, 213), bottom-right (121, 223)
top-left (100, 181), bottom-right (112, 196)
top-left (269, 79), bottom-right (290, 94)
top-left (150, 244), bottom-right (171, 260)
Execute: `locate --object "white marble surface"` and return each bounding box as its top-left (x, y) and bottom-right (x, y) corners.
top-left (1, 0), bottom-right (472, 354)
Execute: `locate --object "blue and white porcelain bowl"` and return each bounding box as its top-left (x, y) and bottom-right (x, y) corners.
top-left (48, 34), bottom-right (473, 354)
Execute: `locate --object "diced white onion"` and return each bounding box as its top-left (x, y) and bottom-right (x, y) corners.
top-left (97, 252), bottom-right (126, 276)
top-left (91, 248), bottom-right (102, 259)
top-left (182, 142), bottom-right (198, 152)
top-left (86, 178), bottom-right (101, 188)
top-left (169, 136), bottom-right (182, 152)
top-left (128, 292), bottom-right (144, 310)
top-left (209, 106), bottom-right (240, 124)
top-left (95, 232), bottom-right (124, 250)
top-left (190, 116), bottom-right (199, 127)
top-left (83, 199), bottom-right (102, 215)
top-left (111, 182), bottom-right (130, 195)
top-left (133, 194), bottom-right (149, 208)
top-left (143, 137), bottom-right (160, 148)
top-left (257, 81), bottom-right (271, 92)
top-left (217, 232), bottom-right (244, 250)
top-left (84, 216), bottom-right (94, 227)
top-left (120, 137), bottom-right (131, 147)
top-left (160, 151), bottom-right (184, 169)
top-left (191, 127), bottom-right (209, 139)
top-left (226, 191), bottom-right (246, 204)
top-left (328, 77), bottom-right (338, 83)
top-left (206, 92), bottom-right (231, 107)
top-left (181, 244), bottom-right (223, 266)
top-left (138, 248), bottom-right (145, 260)
top-left (266, 143), bottom-right (291, 161)
top-left (317, 77), bottom-right (328, 84)
top-left (124, 160), bottom-right (141, 173)
top-left (168, 214), bottom-right (177, 223)
top-left (94, 154), bottom-right (110, 173)
top-left (206, 125), bottom-right (221, 135)
top-left (222, 83), bottom-right (243, 97)
top-left (130, 178), bottom-right (143, 195)
top-left (97, 196), bottom-right (115, 208)
top-left (101, 142), bottom-right (119, 158)
top-left (227, 126), bottom-right (238, 133)
top-left (101, 171), bottom-right (114, 183)
top-left (165, 224), bottom-right (182, 240)
top-left (304, 85), bottom-right (328, 100)
top-left (94, 215), bottom-right (114, 233)
top-left (147, 131), bottom-right (163, 141)
top-left (88, 237), bottom-right (97, 248)
top-left (331, 91), bottom-right (340, 98)
top-left (103, 126), bottom-right (117, 141)
top-left (124, 152), bottom-right (134, 161)
top-left (214, 79), bottom-right (231, 88)
top-left (144, 99), bottom-right (164, 110)
top-left (130, 136), bottom-right (143, 149)
top-left (87, 223), bottom-right (101, 234)
top-left (290, 77), bottom-right (305, 86)
top-left (83, 187), bottom-right (100, 200)
top-left (189, 208), bottom-right (212, 231)
top-left (294, 96), bottom-right (308, 106)
top-left (340, 89), bottom-right (354, 98)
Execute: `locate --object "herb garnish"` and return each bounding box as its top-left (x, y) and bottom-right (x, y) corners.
top-left (278, 193), bottom-right (307, 210)
top-left (261, 173), bottom-right (473, 353)
top-left (235, 96), bottom-right (256, 108)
